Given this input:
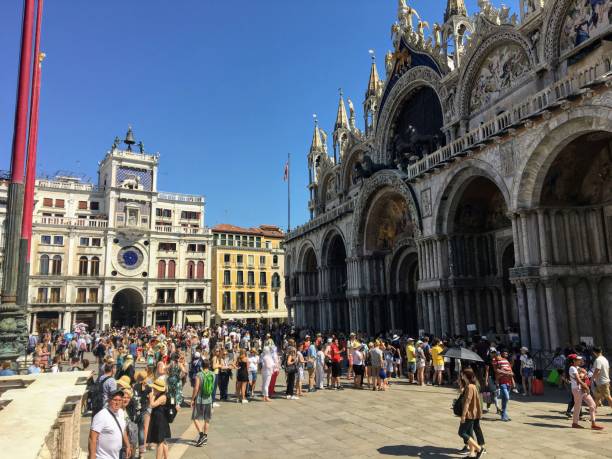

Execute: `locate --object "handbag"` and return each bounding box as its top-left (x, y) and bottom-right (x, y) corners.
top-left (452, 390), bottom-right (465, 417)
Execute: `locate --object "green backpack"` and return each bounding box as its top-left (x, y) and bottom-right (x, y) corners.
top-left (200, 370), bottom-right (215, 398)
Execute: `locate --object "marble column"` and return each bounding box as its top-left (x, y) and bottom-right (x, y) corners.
top-left (588, 277), bottom-right (605, 347)
top-left (563, 211), bottom-right (575, 264)
top-left (30, 312), bottom-right (37, 334)
top-left (524, 279), bottom-right (541, 350)
top-left (542, 278), bottom-right (560, 350)
top-left (500, 287), bottom-right (510, 330)
top-left (451, 289), bottom-right (461, 335)
top-left (537, 210), bottom-right (550, 265)
top-left (564, 278), bottom-right (579, 345)
top-left (510, 214), bottom-right (523, 266)
top-left (474, 289), bottom-right (484, 333)
top-left (427, 292), bottom-right (435, 334)
top-left (515, 282), bottom-right (530, 347)
top-left (463, 289), bottom-right (472, 328)
top-left (549, 211), bottom-right (560, 264)
top-left (519, 212), bottom-right (531, 266)
top-left (491, 288), bottom-right (502, 334)
top-left (439, 290), bottom-right (449, 337)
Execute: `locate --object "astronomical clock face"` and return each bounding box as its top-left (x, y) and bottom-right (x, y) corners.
top-left (117, 246), bottom-right (144, 270)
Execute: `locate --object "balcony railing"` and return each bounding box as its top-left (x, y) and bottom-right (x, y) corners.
top-left (406, 58), bottom-right (612, 180)
top-left (36, 179), bottom-right (99, 192)
top-left (154, 225), bottom-right (208, 235)
top-left (35, 216), bottom-right (108, 228)
top-left (158, 191), bottom-right (204, 203)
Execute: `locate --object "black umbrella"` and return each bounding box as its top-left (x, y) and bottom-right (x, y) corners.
top-left (441, 347), bottom-right (484, 362)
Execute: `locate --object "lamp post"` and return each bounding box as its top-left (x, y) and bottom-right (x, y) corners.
top-left (0, 0), bottom-right (38, 361)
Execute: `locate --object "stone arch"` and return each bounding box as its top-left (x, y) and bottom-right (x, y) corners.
top-left (297, 239), bottom-right (318, 271)
top-left (339, 144), bottom-right (369, 194)
top-left (352, 170), bottom-right (422, 256)
top-left (376, 66), bottom-right (444, 165)
top-left (513, 107), bottom-right (612, 209)
top-left (320, 225), bottom-right (347, 265)
top-left (457, 30), bottom-right (536, 119)
top-left (541, 0), bottom-right (574, 65)
top-left (111, 287), bottom-right (144, 327)
top-left (434, 159), bottom-right (511, 235)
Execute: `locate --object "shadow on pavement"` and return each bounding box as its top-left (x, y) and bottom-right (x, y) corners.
top-left (378, 445), bottom-right (459, 457)
top-left (523, 422), bottom-right (568, 429)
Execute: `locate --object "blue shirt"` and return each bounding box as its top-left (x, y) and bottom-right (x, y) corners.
top-left (0, 369), bottom-right (16, 376)
top-left (27, 365), bottom-right (41, 374)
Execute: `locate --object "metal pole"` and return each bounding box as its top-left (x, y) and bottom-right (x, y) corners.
top-left (18, 0), bottom-right (44, 308)
top-left (287, 152), bottom-right (291, 232)
top-left (0, 0), bottom-right (37, 361)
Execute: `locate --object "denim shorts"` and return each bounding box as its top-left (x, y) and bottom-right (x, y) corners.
top-left (407, 362), bottom-right (416, 373)
top-left (248, 370), bottom-right (257, 383)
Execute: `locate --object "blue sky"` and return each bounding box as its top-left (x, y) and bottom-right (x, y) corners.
top-left (0, 0), bottom-right (518, 230)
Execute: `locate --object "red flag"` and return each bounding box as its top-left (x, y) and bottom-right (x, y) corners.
top-left (283, 160), bottom-right (289, 181)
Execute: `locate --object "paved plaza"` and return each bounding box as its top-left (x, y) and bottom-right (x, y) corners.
top-left (80, 374), bottom-right (612, 459)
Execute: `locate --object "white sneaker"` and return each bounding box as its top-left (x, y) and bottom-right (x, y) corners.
top-left (241, 399), bottom-right (249, 404)
top-left (291, 396), bottom-right (299, 400)
top-left (286, 395), bottom-right (292, 400)
top-left (213, 402), bottom-right (220, 408)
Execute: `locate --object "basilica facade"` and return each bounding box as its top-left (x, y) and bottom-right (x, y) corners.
top-left (284, 0), bottom-right (612, 351)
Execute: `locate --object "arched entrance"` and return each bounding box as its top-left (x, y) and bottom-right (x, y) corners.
top-left (111, 288), bottom-right (144, 327)
top-left (535, 130), bottom-right (612, 349)
top-left (298, 246), bottom-right (319, 328)
top-left (389, 250), bottom-right (419, 335)
top-left (444, 175), bottom-right (514, 338)
top-left (324, 233), bottom-right (348, 331)
top-left (360, 185), bottom-right (417, 335)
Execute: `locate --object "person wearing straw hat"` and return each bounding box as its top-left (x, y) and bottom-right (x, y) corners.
top-left (147, 378), bottom-right (171, 458)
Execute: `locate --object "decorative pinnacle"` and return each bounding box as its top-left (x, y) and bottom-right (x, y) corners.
top-left (369, 49), bottom-right (376, 61)
top-left (338, 87), bottom-right (343, 97)
top-left (39, 52), bottom-right (46, 63)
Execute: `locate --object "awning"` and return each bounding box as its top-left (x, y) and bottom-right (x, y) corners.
top-left (185, 313), bottom-right (203, 323)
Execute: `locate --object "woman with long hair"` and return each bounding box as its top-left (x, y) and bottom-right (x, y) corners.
top-left (236, 349), bottom-right (250, 403)
top-left (458, 368), bottom-right (485, 458)
top-left (211, 347), bottom-right (222, 406)
top-left (285, 346), bottom-right (298, 400)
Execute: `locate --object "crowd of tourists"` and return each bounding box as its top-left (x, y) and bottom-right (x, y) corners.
top-left (1, 321), bottom-right (609, 459)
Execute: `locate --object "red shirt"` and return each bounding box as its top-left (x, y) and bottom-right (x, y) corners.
top-left (494, 357), bottom-right (513, 385)
top-left (330, 343), bottom-right (342, 363)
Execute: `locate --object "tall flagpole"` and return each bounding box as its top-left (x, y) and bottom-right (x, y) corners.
top-left (18, 0), bottom-right (45, 308)
top-left (0, 0), bottom-right (36, 361)
top-left (287, 153), bottom-right (291, 232)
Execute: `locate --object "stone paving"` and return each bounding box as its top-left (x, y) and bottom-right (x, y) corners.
top-left (80, 374), bottom-right (612, 458)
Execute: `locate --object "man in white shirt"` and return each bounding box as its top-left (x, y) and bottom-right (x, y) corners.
top-left (89, 389), bottom-right (131, 459)
top-left (592, 347), bottom-right (612, 410)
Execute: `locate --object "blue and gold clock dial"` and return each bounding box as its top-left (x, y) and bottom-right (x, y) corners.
top-left (118, 246), bottom-right (144, 269)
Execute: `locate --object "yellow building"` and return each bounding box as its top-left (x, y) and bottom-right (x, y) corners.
top-left (211, 224), bottom-right (286, 324)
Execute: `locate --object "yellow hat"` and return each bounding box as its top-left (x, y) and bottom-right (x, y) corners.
top-left (151, 377), bottom-right (166, 392)
top-left (116, 375), bottom-right (131, 389)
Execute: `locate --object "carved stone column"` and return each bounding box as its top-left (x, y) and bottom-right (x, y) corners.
top-left (491, 288), bottom-right (502, 334)
top-left (514, 282), bottom-right (530, 347)
top-left (463, 289), bottom-right (472, 327)
top-left (427, 292), bottom-right (435, 334)
top-left (474, 289), bottom-right (484, 334)
top-left (500, 286), bottom-right (510, 330)
top-left (542, 278), bottom-right (560, 350)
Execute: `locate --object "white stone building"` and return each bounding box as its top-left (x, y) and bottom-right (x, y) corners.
top-left (0, 128), bottom-right (213, 332)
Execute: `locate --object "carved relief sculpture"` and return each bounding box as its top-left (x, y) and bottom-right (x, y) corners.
top-left (469, 44), bottom-right (529, 112)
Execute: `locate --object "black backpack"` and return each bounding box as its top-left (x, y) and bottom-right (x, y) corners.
top-left (90, 375), bottom-right (110, 416)
top-left (452, 390), bottom-right (465, 417)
